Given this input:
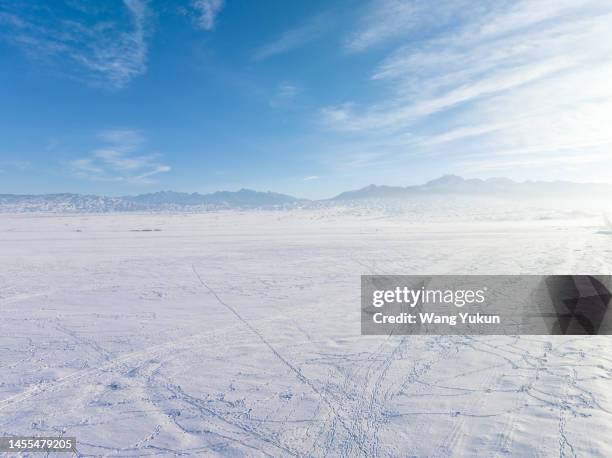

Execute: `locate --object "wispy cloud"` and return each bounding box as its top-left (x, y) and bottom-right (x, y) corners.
top-left (253, 12), bottom-right (331, 61)
top-left (345, 0), bottom-right (470, 53)
top-left (0, 0), bottom-right (150, 89)
top-left (303, 175), bottom-right (319, 181)
top-left (190, 0), bottom-right (224, 30)
top-left (70, 129), bottom-right (171, 184)
top-left (269, 82), bottom-right (300, 108)
top-left (323, 0), bottom-right (612, 177)
top-left (462, 151), bottom-right (612, 173)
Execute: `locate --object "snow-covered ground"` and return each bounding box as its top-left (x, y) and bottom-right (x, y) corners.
top-left (1, 209), bottom-right (612, 456)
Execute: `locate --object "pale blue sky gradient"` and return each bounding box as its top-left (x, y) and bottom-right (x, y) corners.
top-left (1, 0), bottom-right (611, 198)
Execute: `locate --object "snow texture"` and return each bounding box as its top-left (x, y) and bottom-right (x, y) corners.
top-left (1, 207), bottom-right (612, 456)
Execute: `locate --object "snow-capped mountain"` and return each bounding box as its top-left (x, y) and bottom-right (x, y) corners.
top-left (0, 189), bottom-right (299, 213)
top-left (331, 175), bottom-right (612, 201)
top-left (2, 176), bottom-right (611, 213)
top-left (123, 189), bottom-right (299, 207)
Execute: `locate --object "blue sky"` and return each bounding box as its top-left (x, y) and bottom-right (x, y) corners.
top-left (1, 0), bottom-right (611, 198)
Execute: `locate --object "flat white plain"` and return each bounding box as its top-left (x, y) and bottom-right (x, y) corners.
top-left (1, 207), bottom-right (611, 456)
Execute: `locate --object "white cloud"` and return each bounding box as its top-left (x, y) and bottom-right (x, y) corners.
top-left (70, 130), bottom-right (171, 184)
top-left (303, 175), bottom-right (319, 181)
top-left (0, 0), bottom-right (150, 89)
top-left (269, 82), bottom-right (300, 108)
top-left (461, 151), bottom-right (612, 173)
top-left (346, 0), bottom-right (471, 53)
top-left (191, 0), bottom-right (224, 31)
top-left (97, 129), bottom-right (145, 145)
top-left (253, 12), bottom-right (331, 61)
top-left (322, 0), bottom-right (612, 179)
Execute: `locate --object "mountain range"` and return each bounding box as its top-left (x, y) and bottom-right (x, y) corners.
top-left (1, 175), bottom-right (610, 212)
top-left (330, 175), bottom-right (612, 200)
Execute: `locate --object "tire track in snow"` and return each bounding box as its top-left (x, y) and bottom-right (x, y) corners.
top-left (0, 315), bottom-right (282, 414)
top-left (192, 264), bottom-right (369, 456)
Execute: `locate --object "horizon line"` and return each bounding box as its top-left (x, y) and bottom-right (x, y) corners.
top-left (3, 174), bottom-right (612, 201)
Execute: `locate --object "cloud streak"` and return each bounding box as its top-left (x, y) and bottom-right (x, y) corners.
top-left (323, 0), bottom-right (612, 178)
top-left (269, 82), bottom-right (300, 108)
top-left (253, 12), bottom-right (331, 61)
top-left (0, 0), bottom-right (150, 89)
top-left (190, 0), bottom-right (224, 30)
top-left (345, 0), bottom-right (471, 53)
top-left (70, 130), bottom-right (171, 184)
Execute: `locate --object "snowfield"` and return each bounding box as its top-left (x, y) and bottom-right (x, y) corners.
top-left (1, 209), bottom-right (612, 456)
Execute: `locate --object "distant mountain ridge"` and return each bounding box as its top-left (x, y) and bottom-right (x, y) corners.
top-left (1, 175), bottom-right (610, 213)
top-left (331, 174), bottom-right (612, 201)
top-left (0, 189), bottom-right (299, 213)
top-left (124, 189), bottom-right (299, 206)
